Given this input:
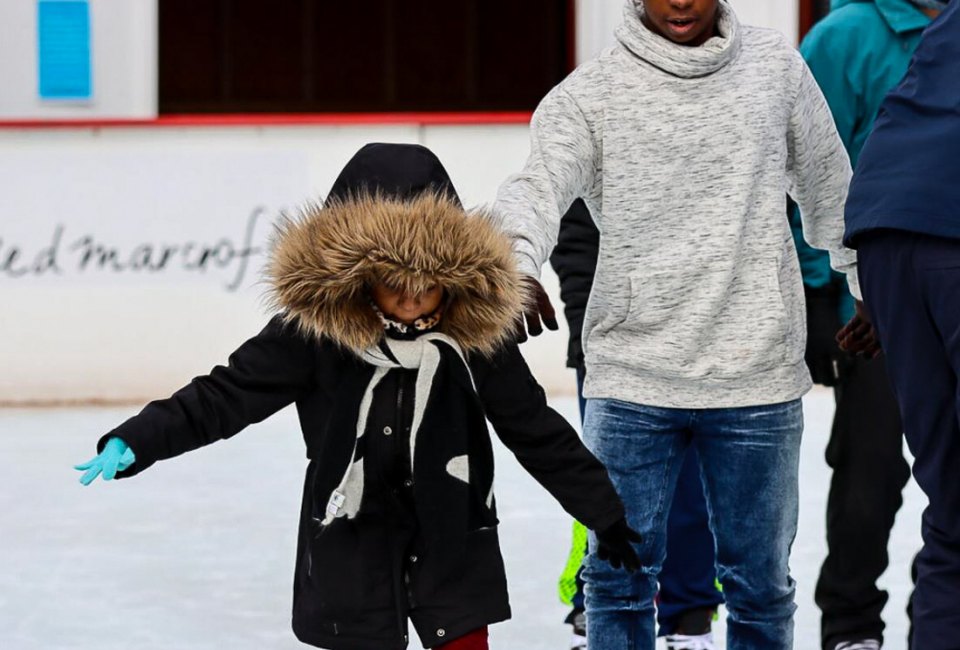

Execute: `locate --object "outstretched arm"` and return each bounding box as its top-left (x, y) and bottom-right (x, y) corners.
top-left (75, 315), bottom-right (316, 483)
top-left (786, 57), bottom-right (859, 301)
top-left (495, 86), bottom-right (599, 338)
top-left (473, 344), bottom-right (640, 571)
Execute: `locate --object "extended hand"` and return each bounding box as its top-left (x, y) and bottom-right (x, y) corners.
top-left (595, 518), bottom-right (643, 573)
top-left (74, 437), bottom-right (135, 485)
top-left (836, 300), bottom-right (881, 359)
top-left (514, 276), bottom-right (559, 342)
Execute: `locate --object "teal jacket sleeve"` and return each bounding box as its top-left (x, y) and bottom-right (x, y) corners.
top-left (799, 21), bottom-right (861, 153)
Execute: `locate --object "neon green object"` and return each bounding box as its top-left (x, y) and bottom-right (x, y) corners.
top-left (558, 520), bottom-right (588, 605)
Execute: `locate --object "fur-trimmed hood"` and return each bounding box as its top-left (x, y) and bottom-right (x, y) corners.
top-left (267, 144), bottom-right (523, 356)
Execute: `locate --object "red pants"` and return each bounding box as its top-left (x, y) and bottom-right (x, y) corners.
top-left (436, 626), bottom-right (488, 650)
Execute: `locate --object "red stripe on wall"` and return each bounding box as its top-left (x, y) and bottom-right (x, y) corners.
top-left (0, 111), bottom-right (534, 130)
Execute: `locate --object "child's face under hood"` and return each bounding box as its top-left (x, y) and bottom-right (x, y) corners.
top-left (330, 143), bottom-right (454, 327)
top-left (371, 282), bottom-right (444, 326)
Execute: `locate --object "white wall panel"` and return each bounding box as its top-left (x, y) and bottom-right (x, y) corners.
top-left (0, 124), bottom-right (580, 403)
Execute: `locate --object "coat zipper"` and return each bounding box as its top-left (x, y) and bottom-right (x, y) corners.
top-left (397, 372), bottom-right (409, 475)
top-left (396, 373), bottom-right (405, 431)
top-left (396, 372), bottom-right (414, 644)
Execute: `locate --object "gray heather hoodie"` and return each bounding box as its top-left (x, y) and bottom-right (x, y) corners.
top-left (494, 0), bottom-right (859, 409)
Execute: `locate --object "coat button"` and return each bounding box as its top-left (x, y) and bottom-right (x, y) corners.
top-left (409, 555), bottom-right (418, 563)
top-left (437, 629), bottom-right (446, 638)
top-left (383, 426), bottom-right (392, 435)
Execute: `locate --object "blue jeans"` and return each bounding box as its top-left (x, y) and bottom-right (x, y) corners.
top-left (571, 369), bottom-right (722, 624)
top-left (582, 398), bottom-right (803, 649)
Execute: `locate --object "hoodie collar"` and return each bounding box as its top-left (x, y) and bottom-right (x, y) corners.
top-left (830, 0), bottom-right (932, 34)
top-left (875, 0), bottom-right (935, 34)
top-left (615, 0), bottom-right (742, 79)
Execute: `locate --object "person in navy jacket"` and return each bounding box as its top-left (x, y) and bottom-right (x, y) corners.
top-left (841, 3), bottom-right (960, 648)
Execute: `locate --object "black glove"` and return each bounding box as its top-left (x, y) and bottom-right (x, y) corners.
top-left (513, 276), bottom-right (559, 342)
top-left (803, 284), bottom-right (844, 387)
top-left (595, 517), bottom-right (643, 573)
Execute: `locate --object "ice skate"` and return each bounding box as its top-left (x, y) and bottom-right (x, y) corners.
top-left (567, 609), bottom-right (587, 649)
top-left (664, 632), bottom-right (715, 650)
top-left (834, 641), bottom-right (881, 650)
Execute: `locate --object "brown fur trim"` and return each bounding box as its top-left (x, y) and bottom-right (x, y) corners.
top-left (266, 193), bottom-right (523, 356)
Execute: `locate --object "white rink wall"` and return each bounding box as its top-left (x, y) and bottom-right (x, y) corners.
top-left (0, 123), bottom-right (578, 403)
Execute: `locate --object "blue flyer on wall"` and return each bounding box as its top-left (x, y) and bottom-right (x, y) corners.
top-left (37, 0), bottom-right (92, 100)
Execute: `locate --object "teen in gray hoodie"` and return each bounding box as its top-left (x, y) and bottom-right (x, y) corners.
top-left (494, 1), bottom-right (860, 648)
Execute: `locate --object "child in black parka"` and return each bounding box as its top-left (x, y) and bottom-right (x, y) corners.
top-left (74, 143), bottom-right (640, 650)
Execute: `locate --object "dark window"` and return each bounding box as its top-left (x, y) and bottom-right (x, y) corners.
top-left (159, 0), bottom-right (574, 114)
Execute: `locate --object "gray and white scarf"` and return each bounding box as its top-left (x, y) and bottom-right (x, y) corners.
top-left (321, 333), bottom-right (469, 525)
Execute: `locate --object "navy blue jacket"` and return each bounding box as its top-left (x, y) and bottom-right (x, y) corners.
top-left (844, 0), bottom-right (960, 246)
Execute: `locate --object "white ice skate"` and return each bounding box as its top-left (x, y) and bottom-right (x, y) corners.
top-left (664, 632), bottom-right (716, 650)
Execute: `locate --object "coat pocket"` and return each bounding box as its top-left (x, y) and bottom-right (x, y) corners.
top-left (300, 518), bottom-right (393, 622)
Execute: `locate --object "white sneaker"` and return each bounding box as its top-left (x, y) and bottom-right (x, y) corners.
top-left (835, 641), bottom-right (881, 650)
top-left (664, 632), bottom-right (716, 650)
top-left (569, 632), bottom-right (587, 649)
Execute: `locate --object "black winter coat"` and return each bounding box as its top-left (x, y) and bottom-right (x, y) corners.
top-left (549, 199), bottom-right (599, 370)
top-left (97, 144), bottom-right (625, 649)
top-left (101, 317), bottom-right (624, 650)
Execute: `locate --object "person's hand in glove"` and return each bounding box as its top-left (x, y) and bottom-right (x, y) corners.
top-left (595, 517), bottom-right (643, 572)
top-left (803, 284), bottom-right (844, 386)
top-left (74, 437), bottom-right (135, 485)
top-left (513, 276), bottom-right (559, 342)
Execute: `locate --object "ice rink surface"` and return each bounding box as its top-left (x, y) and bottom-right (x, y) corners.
top-left (1, 388), bottom-right (924, 650)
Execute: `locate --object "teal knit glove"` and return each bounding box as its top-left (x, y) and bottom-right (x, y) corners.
top-left (74, 437), bottom-right (135, 485)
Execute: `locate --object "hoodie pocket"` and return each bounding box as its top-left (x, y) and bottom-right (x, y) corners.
top-left (601, 257), bottom-right (791, 381)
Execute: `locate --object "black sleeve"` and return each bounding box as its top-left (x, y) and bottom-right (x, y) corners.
top-left (473, 343), bottom-right (624, 532)
top-left (99, 315), bottom-right (317, 478)
top-left (548, 199), bottom-right (599, 368)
